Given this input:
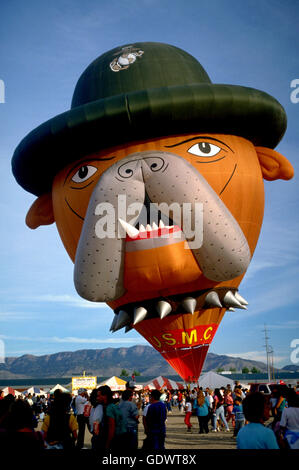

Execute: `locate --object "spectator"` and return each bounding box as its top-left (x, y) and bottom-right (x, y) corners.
top-left (1, 398), bottom-right (44, 451)
top-left (74, 388), bottom-right (88, 449)
top-left (232, 397), bottom-right (245, 437)
top-left (177, 391), bottom-right (183, 412)
top-left (0, 394), bottom-right (15, 432)
top-left (273, 385), bottom-right (287, 425)
top-left (42, 393), bottom-right (78, 449)
top-left (184, 396), bottom-right (193, 432)
top-left (237, 392), bottom-right (279, 449)
top-left (119, 389), bottom-right (139, 449)
top-left (193, 390), bottom-right (209, 434)
top-left (145, 390), bottom-right (167, 450)
top-left (279, 389), bottom-right (299, 449)
top-left (224, 389), bottom-right (235, 428)
top-left (88, 388), bottom-right (103, 451)
top-left (165, 390), bottom-right (172, 413)
top-left (212, 389), bottom-right (230, 432)
top-left (97, 385), bottom-right (126, 452)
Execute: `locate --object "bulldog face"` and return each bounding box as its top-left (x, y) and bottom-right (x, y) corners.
top-left (26, 132), bottom-right (293, 327)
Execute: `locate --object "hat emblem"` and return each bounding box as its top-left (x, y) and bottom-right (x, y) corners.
top-left (110, 46), bottom-right (144, 72)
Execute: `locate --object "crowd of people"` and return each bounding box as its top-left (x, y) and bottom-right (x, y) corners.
top-left (0, 381), bottom-right (298, 451)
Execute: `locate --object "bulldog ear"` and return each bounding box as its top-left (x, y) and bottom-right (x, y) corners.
top-left (256, 146), bottom-right (294, 181)
top-left (26, 193), bottom-right (55, 229)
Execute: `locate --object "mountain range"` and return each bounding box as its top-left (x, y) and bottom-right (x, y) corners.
top-left (0, 345), bottom-right (294, 379)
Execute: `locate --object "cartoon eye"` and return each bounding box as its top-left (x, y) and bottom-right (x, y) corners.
top-left (71, 165), bottom-right (98, 183)
top-left (188, 142), bottom-right (221, 157)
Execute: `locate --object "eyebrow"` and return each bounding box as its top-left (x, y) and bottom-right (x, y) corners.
top-left (165, 136), bottom-right (235, 153)
top-left (63, 156), bottom-right (116, 185)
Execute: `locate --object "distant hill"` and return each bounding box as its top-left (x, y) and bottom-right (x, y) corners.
top-left (281, 364), bottom-right (299, 373)
top-left (0, 346), bottom-right (274, 379)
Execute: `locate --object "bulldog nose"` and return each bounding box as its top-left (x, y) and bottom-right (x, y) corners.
top-left (142, 156), bottom-right (166, 173)
top-left (117, 154), bottom-right (166, 179)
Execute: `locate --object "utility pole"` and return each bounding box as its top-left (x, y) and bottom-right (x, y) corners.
top-left (263, 324), bottom-right (273, 382)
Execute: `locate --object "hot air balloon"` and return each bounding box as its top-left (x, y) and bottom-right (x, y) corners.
top-left (12, 42), bottom-right (294, 383)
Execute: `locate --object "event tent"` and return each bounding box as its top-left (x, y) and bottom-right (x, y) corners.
top-left (144, 376), bottom-right (184, 390)
top-left (24, 386), bottom-right (46, 396)
top-left (196, 371), bottom-right (235, 389)
top-left (1, 386), bottom-right (22, 397)
top-left (49, 384), bottom-right (70, 393)
top-left (98, 376), bottom-right (127, 391)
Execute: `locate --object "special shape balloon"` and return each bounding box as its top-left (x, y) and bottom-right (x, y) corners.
top-left (12, 43), bottom-right (294, 382)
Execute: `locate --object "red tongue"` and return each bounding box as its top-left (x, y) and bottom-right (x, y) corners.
top-left (126, 225), bottom-right (181, 241)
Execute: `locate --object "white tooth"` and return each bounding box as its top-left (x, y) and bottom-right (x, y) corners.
top-left (159, 220), bottom-right (165, 228)
top-left (146, 224), bottom-right (152, 232)
top-left (133, 307), bottom-right (148, 325)
top-left (235, 292), bottom-right (249, 305)
top-left (182, 297), bottom-right (197, 314)
top-left (156, 301), bottom-right (172, 319)
top-left (114, 310), bottom-right (131, 331)
top-left (110, 314), bottom-right (118, 331)
top-left (152, 222), bottom-right (158, 230)
top-left (204, 291), bottom-right (223, 308)
top-left (118, 218), bottom-right (139, 238)
top-left (223, 291), bottom-right (247, 310)
top-left (228, 307), bottom-right (235, 311)
top-left (139, 224), bottom-right (146, 232)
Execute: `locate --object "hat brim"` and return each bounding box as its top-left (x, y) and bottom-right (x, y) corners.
top-left (12, 83), bottom-right (286, 196)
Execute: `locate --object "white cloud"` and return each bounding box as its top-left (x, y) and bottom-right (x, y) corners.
top-left (23, 294), bottom-right (108, 309)
top-left (258, 321), bottom-right (299, 330)
top-left (226, 350), bottom-right (287, 366)
top-left (0, 334), bottom-right (146, 345)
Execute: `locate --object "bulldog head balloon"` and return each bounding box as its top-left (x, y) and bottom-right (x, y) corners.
top-left (12, 42), bottom-right (294, 381)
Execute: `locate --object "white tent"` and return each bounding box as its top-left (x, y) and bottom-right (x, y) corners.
top-left (144, 376), bottom-right (184, 390)
top-left (196, 371), bottom-right (235, 389)
top-left (49, 384), bottom-right (70, 393)
top-left (1, 387), bottom-right (22, 397)
top-left (25, 386), bottom-right (46, 396)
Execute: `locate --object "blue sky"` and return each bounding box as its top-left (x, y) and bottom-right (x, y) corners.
top-left (0, 0), bottom-right (298, 368)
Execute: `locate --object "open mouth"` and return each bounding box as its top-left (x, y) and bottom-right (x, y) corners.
top-left (118, 191), bottom-right (183, 248)
top-left (110, 287), bottom-right (248, 333)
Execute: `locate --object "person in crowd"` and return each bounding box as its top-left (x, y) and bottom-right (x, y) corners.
top-left (224, 389), bottom-right (235, 428)
top-left (212, 388), bottom-right (230, 432)
top-left (273, 385), bottom-right (287, 425)
top-left (177, 390), bottom-right (183, 412)
top-left (41, 393), bottom-right (78, 449)
top-left (205, 388), bottom-right (214, 427)
top-left (119, 389), bottom-right (139, 449)
top-left (26, 394), bottom-right (33, 407)
top-left (96, 385), bottom-right (126, 452)
top-left (88, 388), bottom-right (103, 451)
top-left (193, 390), bottom-right (210, 434)
top-left (279, 389), bottom-right (299, 449)
top-left (237, 392), bottom-right (279, 449)
top-left (74, 388), bottom-right (88, 449)
top-left (184, 396), bottom-right (193, 432)
top-left (269, 389), bottom-right (278, 417)
top-left (233, 385), bottom-right (245, 400)
top-left (0, 398), bottom-right (44, 451)
top-left (232, 397), bottom-right (245, 437)
top-left (0, 394), bottom-right (15, 433)
top-left (0, 390), bottom-right (4, 400)
top-left (165, 390), bottom-right (172, 413)
top-left (144, 390), bottom-right (167, 450)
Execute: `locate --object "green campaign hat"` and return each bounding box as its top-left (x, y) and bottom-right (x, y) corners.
top-left (12, 41), bottom-right (287, 196)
